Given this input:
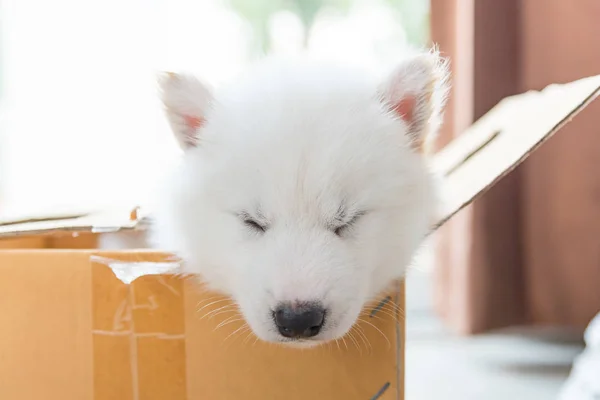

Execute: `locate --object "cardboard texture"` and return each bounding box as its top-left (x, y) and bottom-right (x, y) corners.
top-left (0, 74), bottom-right (598, 400)
top-left (431, 74), bottom-right (600, 230)
top-left (0, 250), bottom-right (404, 400)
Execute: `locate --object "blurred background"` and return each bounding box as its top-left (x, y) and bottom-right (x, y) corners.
top-left (0, 0), bottom-right (428, 219)
top-left (1, 0), bottom-right (599, 399)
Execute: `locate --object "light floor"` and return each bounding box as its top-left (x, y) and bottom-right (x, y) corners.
top-left (405, 269), bottom-right (584, 400)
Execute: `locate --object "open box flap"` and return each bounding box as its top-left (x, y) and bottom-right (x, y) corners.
top-left (1, 74), bottom-right (599, 239)
top-left (432, 74), bottom-right (600, 230)
top-left (0, 207), bottom-right (150, 238)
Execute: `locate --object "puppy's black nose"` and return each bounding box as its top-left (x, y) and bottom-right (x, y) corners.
top-left (273, 302), bottom-right (325, 338)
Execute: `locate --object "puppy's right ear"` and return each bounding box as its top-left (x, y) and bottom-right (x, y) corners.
top-left (378, 49), bottom-right (449, 154)
top-left (158, 72), bottom-right (213, 150)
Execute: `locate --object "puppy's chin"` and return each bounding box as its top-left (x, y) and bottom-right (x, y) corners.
top-left (257, 329), bottom-right (354, 349)
top-left (276, 339), bottom-right (325, 349)
top-left (249, 331), bottom-right (326, 349)
top-left (249, 329), bottom-right (337, 349)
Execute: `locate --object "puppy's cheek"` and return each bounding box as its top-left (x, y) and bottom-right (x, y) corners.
top-left (328, 302), bottom-right (366, 340)
top-left (234, 301), bottom-right (276, 342)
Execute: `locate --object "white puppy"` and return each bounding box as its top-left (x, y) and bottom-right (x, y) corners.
top-left (152, 50), bottom-right (449, 347)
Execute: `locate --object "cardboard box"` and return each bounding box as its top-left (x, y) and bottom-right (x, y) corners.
top-left (0, 75), bottom-right (598, 400)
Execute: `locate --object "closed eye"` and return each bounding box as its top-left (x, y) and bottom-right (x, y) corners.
top-left (333, 211), bottom-right (366, 237)
top-left (244, 218), bottom-right (267, 233)
top-left (237, 211), bottom-right (268, 234)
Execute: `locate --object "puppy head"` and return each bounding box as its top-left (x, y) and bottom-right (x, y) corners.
top-left (152, 51), bottom-right (449, 347)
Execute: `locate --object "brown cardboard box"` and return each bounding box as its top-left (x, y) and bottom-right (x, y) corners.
top-left (0, 75), bottom-right (598, 400)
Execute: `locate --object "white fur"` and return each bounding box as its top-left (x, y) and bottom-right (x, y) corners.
top-left (151, 51), bottom-right (449, 347)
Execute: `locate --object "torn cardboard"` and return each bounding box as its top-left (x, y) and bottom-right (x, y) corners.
top-left (0, 251), bottom-right (404, 400)
top-left (0, 74), bottom-right (598, 400)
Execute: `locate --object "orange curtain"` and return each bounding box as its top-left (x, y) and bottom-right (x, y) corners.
top-left (430, 0), bottom-right (600, 334)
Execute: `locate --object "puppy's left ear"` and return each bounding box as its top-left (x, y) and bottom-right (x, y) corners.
top-left (379, 49), bottom-right (450, 153)
top-left (158, 72), bottom-right (213, 150)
